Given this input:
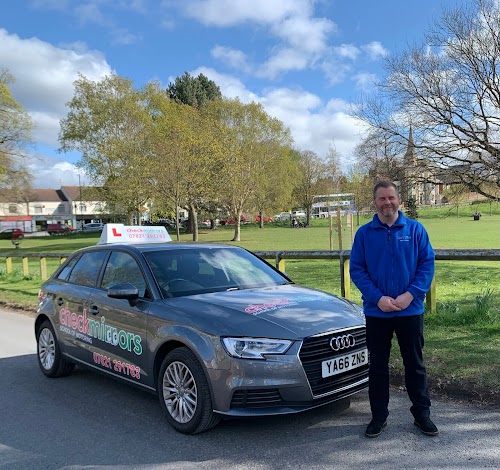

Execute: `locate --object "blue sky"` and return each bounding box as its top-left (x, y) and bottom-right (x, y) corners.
top-left (1, 0), bottom-right (462, 188)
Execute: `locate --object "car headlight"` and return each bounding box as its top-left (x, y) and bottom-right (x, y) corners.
top-left (222, 337), bottom-right (293, 360)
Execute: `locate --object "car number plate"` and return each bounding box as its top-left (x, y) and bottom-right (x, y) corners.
top-left (321, 348), bottom-right (368, 378)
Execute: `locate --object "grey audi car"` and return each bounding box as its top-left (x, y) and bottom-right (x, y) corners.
top-left (35, 241), bottom-right (368, 434)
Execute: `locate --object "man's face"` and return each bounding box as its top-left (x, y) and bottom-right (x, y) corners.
top-left (374, 186), bottom-right (400, 220)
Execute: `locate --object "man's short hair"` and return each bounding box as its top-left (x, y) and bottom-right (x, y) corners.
top-left (373, 180), bottom-right (399, 199)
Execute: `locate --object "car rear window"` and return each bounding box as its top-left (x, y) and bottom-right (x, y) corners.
top-left (68, 251), bottom-right (108, 287)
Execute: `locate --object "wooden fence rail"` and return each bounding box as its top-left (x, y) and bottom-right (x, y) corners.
top-left (254, 249), bottom-right (500, 314)
top-left (2, 249), bottom-right (499, 314)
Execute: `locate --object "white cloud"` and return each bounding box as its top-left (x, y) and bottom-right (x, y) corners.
top-left (258, 48), bottom-right (310, 79)
top-left (271, 16), bottom-right (336, 53)
top-left (27, 156), bottom-right (89, 189)
top-left (333, 44), bottom-right (360, 60)
top-left (0, 29), bottom-right (113, 148)
top-left (191, 68), bottom-right (365, 164)
top-left (211, 46), bottom-right (252, 73)
top-left (353, 72), bottom-right (378, 90)
top-left (190, 67), bottom-right (260, 102)
top-left (361, 41), bottom-right (388, 60)
top-left (174, 0), bottom-right (311, 27)
top-left (173, 0), bottom-right (337, 78)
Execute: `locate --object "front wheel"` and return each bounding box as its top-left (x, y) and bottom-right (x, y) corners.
top-left (36, 320), bottom-right (74, 377)
top-left (157, 347), bottom-right (220, 434)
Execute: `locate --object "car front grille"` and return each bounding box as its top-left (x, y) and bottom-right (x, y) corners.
top-left (299, 326), bottom-right (369, 398)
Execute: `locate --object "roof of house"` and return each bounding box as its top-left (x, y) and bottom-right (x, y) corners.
top-left (0, 188), bottom-right (66, 203)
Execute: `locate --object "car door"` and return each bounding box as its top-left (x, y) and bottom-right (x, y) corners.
top-left (55, 250), bottom-right (109, 362)
top-left (87, 250), bottom-right (151, 387)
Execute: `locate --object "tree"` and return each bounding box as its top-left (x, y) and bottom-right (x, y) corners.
top-left (252, 147), bottom-right (298, 229)
top-left (344, 164), bottom-right (373, 225)
top-left (0, 68), bottom-right (33, 189)
top-left (59, 74), bottom-right (154, 223)
top-left (205, 98), bottom-right (293, 241)
top-left (167, 72), bottom-right (222, 109)
top-left (166, 72), bottom-right (223, 239)
top-left (356, 0), bottom-right (500, 201)
top-left (353, 129), bottom-right (405, 183)
top-left (292, 150), bottom-right (328, 224)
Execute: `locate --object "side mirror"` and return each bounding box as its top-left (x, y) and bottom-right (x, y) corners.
top-left (108, 282), bottom-right (139, 305)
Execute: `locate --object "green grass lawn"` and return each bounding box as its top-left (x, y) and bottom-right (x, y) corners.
top-left (1, 213), bottom-right (499, 403)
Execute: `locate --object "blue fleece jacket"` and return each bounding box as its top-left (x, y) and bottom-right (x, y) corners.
top-left (349, 210), bottom-right (435, 317)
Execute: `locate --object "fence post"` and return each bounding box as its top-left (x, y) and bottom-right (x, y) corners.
top-left (40, 256), bottom-right (47, 280)
top-left (340, 255), bottom-right (351, 299)
top-left (426, 274), bottom-right (437, 314)
top-left (5, 256), bottom-right (13, 274)
top-left (22, 256), bottom-right (29, 276)
top-left (276, 254), bottom-right (286, 272)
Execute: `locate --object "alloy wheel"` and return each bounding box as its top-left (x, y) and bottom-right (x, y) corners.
top-left (162, 361), bottom-right (198, 423)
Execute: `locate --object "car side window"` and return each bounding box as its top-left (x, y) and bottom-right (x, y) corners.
top-left (57, 255), bottom-right (80, 281)
top-left (68, 251), bottom-right (108, 287)
top-left (101, 251), bottom-right (148, 298)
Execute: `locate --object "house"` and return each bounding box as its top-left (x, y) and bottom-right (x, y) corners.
top-left (0, 186), bottom-right (107, 232)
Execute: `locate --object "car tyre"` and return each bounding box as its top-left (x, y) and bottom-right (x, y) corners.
top-left (36, 320), bottom-right (74, 378)
top-left (158, 347), bottom-right (220, 434)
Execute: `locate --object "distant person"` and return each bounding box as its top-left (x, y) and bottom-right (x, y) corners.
top-left (292, 217), bottom-right (298, 228)
top-left (350, 180), bottom-right (438, 438)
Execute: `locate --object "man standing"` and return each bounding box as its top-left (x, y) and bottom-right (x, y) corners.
top-left (350, 181), bottom-right (438, 438)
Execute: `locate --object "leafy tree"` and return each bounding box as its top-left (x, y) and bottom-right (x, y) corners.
top-left (166, 72), bottom-right (222, 238)
top-left (405, 196), bottom-right (419, 220)
top-left (292, 150), bottom-right (328, 224)
top-left (0, 68), bottom-right (33, 189)
top-left (167, 72), bottom-right (222, 109)
top-left (356, 0), bottom-right (500, 201)
top-left (252, 146), bottom-right (298, 228)
top-left (344, 164), bottom-right (373, 225)
top-left (146, 82), bottom-right (223, 241)
top-left (59, 74), bottom-right (154, 223)
top-left (205, 98), bottom-right (293, 241)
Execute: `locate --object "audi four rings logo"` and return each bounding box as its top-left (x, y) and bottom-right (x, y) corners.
top-left (330, 334), bottom-right (355, 351)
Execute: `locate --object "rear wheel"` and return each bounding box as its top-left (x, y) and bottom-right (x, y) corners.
top-left (158, 347), bottom-right (220, 434)
top-left (36, 320), bottom-right (74, 377)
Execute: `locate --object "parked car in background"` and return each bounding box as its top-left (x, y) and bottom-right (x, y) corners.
top-left (254, 215), bottom-right (274, 223)
top-left (291, 210), bottom-right (306, 218)
top-left (47, 224), bottom-right (76, 235)
top-left (273, 212), bottom-right (291, 221)
top-left (219, 215), bottom-right (247, 225)
top-left (82, 223), bottom-right (105, 232)
top-left (0, 228), bottom-right (24, 239)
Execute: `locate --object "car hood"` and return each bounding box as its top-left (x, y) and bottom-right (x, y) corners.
top-left (162, 284), bottom-right (365, 339)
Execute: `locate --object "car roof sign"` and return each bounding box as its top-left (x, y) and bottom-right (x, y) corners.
top-left (97, 224), bottom-right (172, 245)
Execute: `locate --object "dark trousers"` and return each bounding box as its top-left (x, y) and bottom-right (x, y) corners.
top-left (366, 314), bottom-right (431, 422)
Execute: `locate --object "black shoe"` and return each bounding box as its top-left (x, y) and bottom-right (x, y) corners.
top-left (365, 419), bottom-right (387, 438)
top-left (414, 417), bottom-right (439, 436)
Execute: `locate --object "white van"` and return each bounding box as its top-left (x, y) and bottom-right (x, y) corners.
top-left (292, 210), bottom-right (306, 218)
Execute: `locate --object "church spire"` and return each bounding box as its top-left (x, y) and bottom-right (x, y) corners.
top-left (404, 125), bottom-right (416, 167)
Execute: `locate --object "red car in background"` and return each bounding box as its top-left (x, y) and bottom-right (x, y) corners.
top-left (254, 215), bottom-right (273, 223)
top-left (0, 228), bottom-right (24, 240)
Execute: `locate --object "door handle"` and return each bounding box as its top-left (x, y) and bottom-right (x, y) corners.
top-left (88, 306), bottom-right (99, 316)
top-left (56, 298), bottom-right (64, 306)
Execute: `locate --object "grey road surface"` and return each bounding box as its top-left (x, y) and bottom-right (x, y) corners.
top-left (1, 308), bottom-right (499, 470)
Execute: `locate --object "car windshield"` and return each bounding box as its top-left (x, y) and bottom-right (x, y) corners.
top-left (143, 247), bottom-right (290, 298)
